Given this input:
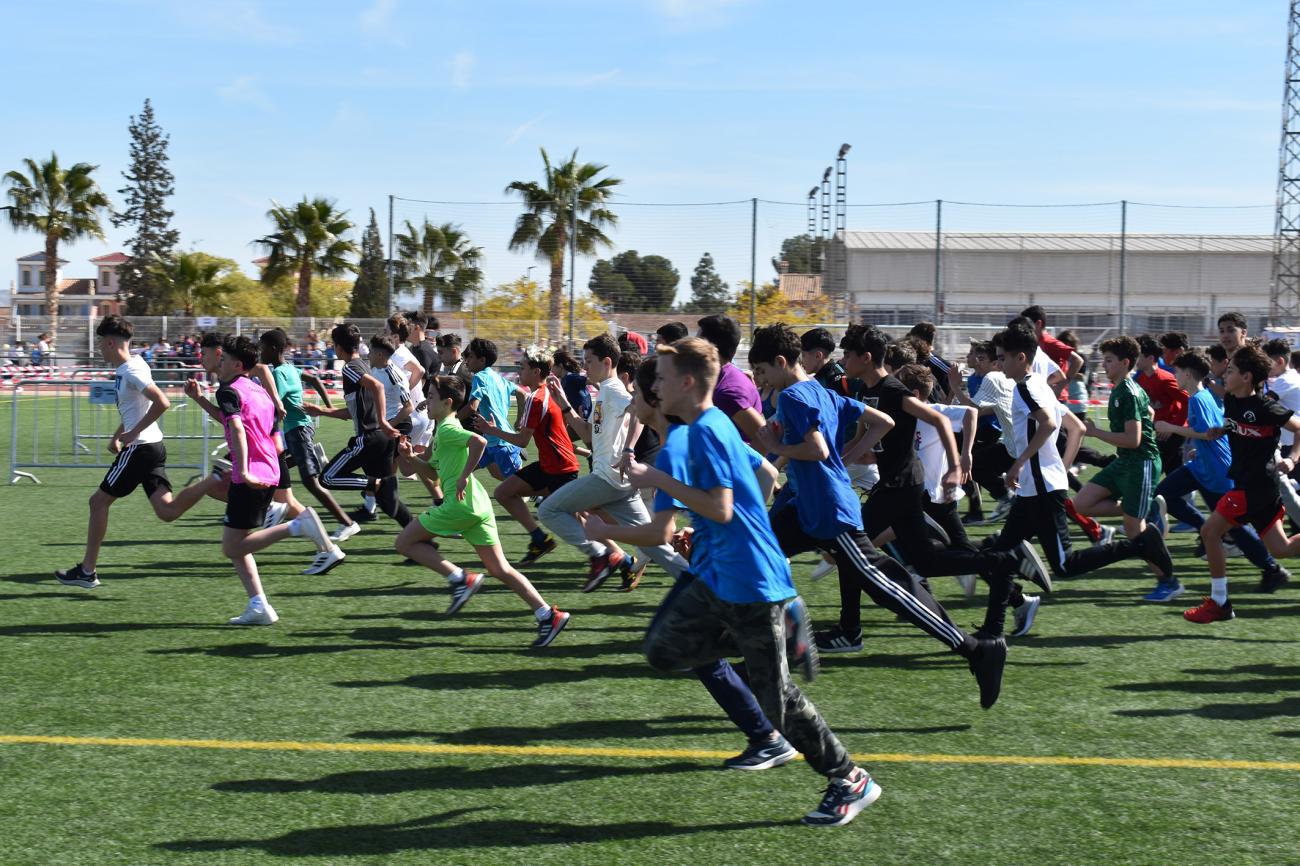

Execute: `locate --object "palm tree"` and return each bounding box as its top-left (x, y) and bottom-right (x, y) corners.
top-left (146, 251), bottom-right (232, 316)
top-left (256, 197), bottom-right (357, 316)
top-left (506, 148), bottom-right (621, 342)
top-left (394, 219), bottom-right (484, 313)
top-left (2, 153), bottom-right (111, 335)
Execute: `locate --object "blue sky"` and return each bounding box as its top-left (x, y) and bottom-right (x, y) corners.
top-left (0, 0), bottom-right (1288, 304)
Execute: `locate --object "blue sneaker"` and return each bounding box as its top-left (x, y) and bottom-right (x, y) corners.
top-left (1143, 580), bottom-right (1185, 602)
top-left (1171, 521), bottom-right (1198, 534)
top-left (802, 768), bottom-right (882, 826)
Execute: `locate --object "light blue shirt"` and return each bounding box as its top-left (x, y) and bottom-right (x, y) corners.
top-left (469, 366), bottom-right (516, 448)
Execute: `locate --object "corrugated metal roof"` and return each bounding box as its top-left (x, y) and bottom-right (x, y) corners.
top-left (838, 231), bottom-right (1274, 254)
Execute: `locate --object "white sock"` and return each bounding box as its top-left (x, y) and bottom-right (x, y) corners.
top-left (1210, 577), bottom-right (1229, 605)
top-left (447, 568), bottom-right (465, 584)
top-left (534, 603), bottom-right (552, 621)
top-left (287, 517), bottom-right (303, 537)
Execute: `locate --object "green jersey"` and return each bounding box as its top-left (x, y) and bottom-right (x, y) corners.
top-left (429, 417), bottom-right (493, 521)
top-left (272, 362), bottom-right (310, 432)
top-left (1108, 377), bottom-right (1159, 463)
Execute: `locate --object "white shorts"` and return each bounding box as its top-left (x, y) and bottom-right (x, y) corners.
top-left (411, 412), bottom-right (434, 448)
top-left (847, 463), bottom-right (879, 494)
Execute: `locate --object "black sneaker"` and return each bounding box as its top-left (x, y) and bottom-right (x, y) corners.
top-left (1137, 525), bottom-right (1175, 580)
top-left (532, 608), bottom-right (570, 647)
top-left (801, 768), bottom-right (882, 827)
top-left (785, 597), bottom-right (820, 681)
top-left (1015, 540), bottom-right (1052, 593)
top-left (723, 737), bottom-right (797, 771)
top-left (446, 573), bottom-right (483, 614)
top-left (814, 625), bottom-right (863, 654)
top-left (55, 563), bottom-right (100, 589)
top-left (1259, 564), bottom-right (1292, 594)
top-left (619, 555), bottom-right (647, 592)
top-left (969, 636), bottom-right (1007, 709)
top-left (349, 507), bottom-right (377, 524)
top-left (516, 535), bottom-right (557, 567)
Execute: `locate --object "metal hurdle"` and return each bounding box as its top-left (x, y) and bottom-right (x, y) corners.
top-left (8, 367), bottom-right (214, 485)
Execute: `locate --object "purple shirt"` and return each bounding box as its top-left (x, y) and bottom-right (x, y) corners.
top-left (713, 363), bottom-right (762, 439)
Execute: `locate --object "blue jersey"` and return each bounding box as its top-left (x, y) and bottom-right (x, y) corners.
top-left (686, 408), bottom-right (793, 604)
top-left (469, 367), bottom-right (516, 447)
top-left (776, 379), bottom-right (865, 539)
top-left (1186, 388), bottom-right (1232, 493)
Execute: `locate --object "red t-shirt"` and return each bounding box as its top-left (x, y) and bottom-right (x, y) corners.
top-left (1040, 332), bottom-right (1075, 398)
top-left (1136, 367), bottom-right (1188, 426)
top-left (522, 386), bottom-right (580, 475)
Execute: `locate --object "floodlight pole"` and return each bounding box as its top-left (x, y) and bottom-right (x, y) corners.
top-left (750, 197), bottom-right (758, 336)
top-left (386, 194), bottom-right (395, 313)
top-left (568, 188), bottom-right (578, 349)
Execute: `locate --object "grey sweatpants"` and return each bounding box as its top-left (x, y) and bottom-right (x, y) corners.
top-left (537, 472), bottom-right (688, 577)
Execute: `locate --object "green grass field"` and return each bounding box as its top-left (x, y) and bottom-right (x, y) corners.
top-left (3, 393), bottom-right (1300, 865)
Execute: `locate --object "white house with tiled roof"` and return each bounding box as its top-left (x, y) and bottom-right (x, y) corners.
top-left (11, 251), bottom-right (125, 317)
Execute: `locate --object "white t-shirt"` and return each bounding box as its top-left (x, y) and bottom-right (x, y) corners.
top-left (917, 403), bottom-right (970, 503)
top-left (1269, 368), bottom-right (1300, 447)
top-left (1031, 349), bottom-right (1061, 382)
top-left (973, 370), bottom-right (1016, 455)
top-left (1009, 373), bottom-right (1069, 497)
top-left (376, 360), bottom-right (411, 422)
top-left (591, 377), bottom-right (633, 489)
top-left (391, 344), bottom-right (420, 388)
top-left (116, 355), bottom-right (163, 444)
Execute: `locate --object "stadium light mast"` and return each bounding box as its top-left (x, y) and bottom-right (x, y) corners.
top-left (819, 167), bottom-right (832, 274)
top-left (834, 144), bottom-right (851, 322)
top-left (807, 186), bottom-right (819, 238)
top-left (1272, 0), bottom-right (1300, 325)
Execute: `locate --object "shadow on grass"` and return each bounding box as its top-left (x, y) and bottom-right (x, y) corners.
top-left (1009, 632), bottom-right (1294, 650)
top-left (0, 591), bottom-right (124, 602)
top-left (1113, 695), bottom-right (1300, 721)
top-left (336, 661), bottom-right (657, 691)
top-left (0, 621), bottom-right (230, 637)
top-left (156, 808), bottom-right (780, 856)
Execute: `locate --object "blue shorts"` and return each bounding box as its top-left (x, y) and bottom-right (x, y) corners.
top-left (478, 443), bottom-right (522, 478)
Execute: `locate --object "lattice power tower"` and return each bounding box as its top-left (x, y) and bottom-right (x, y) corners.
top-left (1273, 0), bottom-right (1300, 324)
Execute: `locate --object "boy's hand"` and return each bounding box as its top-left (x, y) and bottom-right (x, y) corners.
top-left (397, 438), bottom-right (416, 458)
top-left (456, 475), bottom-right (468, 501)
top-left (1207, 426), bottom-right (1227, 439)
top-left (583, 515), bottom-right (614, 541)
top-left (625, 460), bottom-right (662, 489)
top-left (1004, 460), bottom-right (1023, 491)
top-left (1279, 457), bottom-right (1297, 476)
top-left (671, 527), bottom-right (694, 560)
top-left (1082, 417), bottom-right (1099, 437)
top-left (941, 466), bottom-right (961, 498)
top-left (183, 378), bottom-right (203, 400)
top-left (380, 421), bottom-right (400, 439)
top-left (304, 403), bottom-right (322, 417)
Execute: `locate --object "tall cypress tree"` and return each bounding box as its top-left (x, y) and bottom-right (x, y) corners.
top-left (685, 251), bottom-right (730, 313)
top-left (114, 99), bottom-right (179, 314)
top-left (350, 209), bottom-right (388, 318)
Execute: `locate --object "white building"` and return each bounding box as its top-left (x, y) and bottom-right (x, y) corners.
top-left (826, 232), bottom-right (1277, 334)
top-left (12, 251), bottom-right (127, 318)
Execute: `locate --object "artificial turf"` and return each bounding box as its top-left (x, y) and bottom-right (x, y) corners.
top-left (2, 393), bottom-right (1299, 865)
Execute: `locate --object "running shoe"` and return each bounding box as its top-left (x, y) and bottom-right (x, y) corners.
top-left (1258, 564), bottom-right (1292, 594)
top-left (724, 737), bottom-right (798, 771)
top-left (969, 636), bottom-right (1007, 709)
top-left (1010, 594), bottom-right (1040, 638)
top-left (1171, 521), bottom-right (1198, 534)
top-left (261, 500), bottom-right (289, 529)
top-left (447, 572), bottom-right (484, 614)
top-left (802, 768), bottom-right (881, 827)
top-left (814, 625), bottom-right (863, 654)
top-left (516, 535), bottom-right (557, 567)
top-left (55, 563), bottom-right (99, 589)
top-left (1136, 525), bottom-right (1175, 581)
top-left (582, 550), bottom-right (624, 593)
top-left (348, 507), bottom-right (377, 524)
top-left (785, 597), bottom-right (820, 682)
top-left (1015, 540), bottom-right (1052, 593)
top-left (955, 574), bottom-right (979, 597)
top-left (303, 545), bottom-right (346, 576)
top-left (1142, 580), bottom-right (1185, 602)
top-left (532, 607), bottom-right (571, 647)
top-left (809, 557), bottom-right (836, 582)
top-left (294, 507), bottom-right (331, 552)
top-left (1184, 596), bottom-right (1234, 623)
top-left (962, 512), bottom-right (990, 526)
top-left (989, 497), bottom-right (1013, 522)
top-left (1153, 494), bottom-right (1169, 539)
top-left (1095, 524), bottom-right (1117, 547)
top-left (228, 599), bottom-right (278, 626)
top-left (330, 522), bottom-right (361, 543)
top-left (619, 555), bottom-right (647, 592)
top-left (922, 511), bottom-right (951, 546)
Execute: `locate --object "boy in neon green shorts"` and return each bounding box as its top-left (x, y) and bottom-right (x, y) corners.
top-left (394, 375), bottom-right (570, 648)
top-left (1075, 336), bottom-right (1169, 555)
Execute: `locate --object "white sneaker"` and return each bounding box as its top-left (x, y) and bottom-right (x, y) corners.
top-left (1095, 524), bottom-right (1117, 546)
top-left (303, 545), bottom-right (346, 575)
top-left (262, 500), bottom-right (289, 529)
top-left (1154, 494), bottom-right (1168, 539)
top-left (810, 558), bottom-right (836, 582)
top-left (956, 574), bottom-right (978, 597)
top-left (1011, 594), bottom-right (1040, 638)
top-left (294, 507), bottom-right (331, 551)
top-left (330, 522), bottom-right (361, 543)
top-left (228, 600), bottom-right (278, 625)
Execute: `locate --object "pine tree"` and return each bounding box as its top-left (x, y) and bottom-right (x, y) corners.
top-left (685, 251), bottom-right (730, 313)
top-left (114, 99), bottom-right (179, 314)
top-left (350, 209), bottom-right (388, 318)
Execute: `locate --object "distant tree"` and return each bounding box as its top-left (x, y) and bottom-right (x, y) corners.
top-left (114, 99), bottom-right (179, 314)
top-left (394, 218), bottom-right (483, 313)
top-left (2, 153), bottom-right (112, 336)
top-left (256, 196), bottom-right (357, 316)
top-left (772, 234), bottom-right (826, 275)
top-left (683, 251), bottom-right (730, 314)
top-left (506, 147), bottom-right (622, 341)
top-left (145, 251), bottom-right (237, 316)
top-left (588, 249), bottom-right (678, 311)
top-left (474, 277), bottom-right (605, 345)
top-left (730, 280), bottom-right (831, 326)
top-left (350, 208), bottom-right (388, 318)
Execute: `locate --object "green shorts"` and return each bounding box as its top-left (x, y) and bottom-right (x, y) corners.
top-left (417, 504), bottom-right (499, 548)
top-left (1089, 456), bottom-right (1161, 520)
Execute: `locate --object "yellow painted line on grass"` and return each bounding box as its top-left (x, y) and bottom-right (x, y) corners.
top-left (1, 733), bottom-right (1297, 773)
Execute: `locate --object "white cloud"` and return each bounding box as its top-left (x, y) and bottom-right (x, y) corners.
top-left (449, 51), bottom-right (475, 89)
top-left (507, 113), bottom-right (548, 145)
top-left (360, 0), bottom-right (403, 45)
top-left (159, 0), bottom-right (298, 45)
top-left (649, 0), bottom-right (747, 30)
top-left (217, 76), bottom-right (274, 112)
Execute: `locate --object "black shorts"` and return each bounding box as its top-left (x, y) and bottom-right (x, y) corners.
top-left (224, 481), bottom-right (274, 530)
top-left (395, 419), bottom-right (413, 437)
top-left (276, 451), bottom-right (291, 490)
top-left (515, 462), bottom-right (579, 495)
top-left (283, 425), bottom-right (324, 477)
top-left (99, 441), bottom-right (171, 499)
top-left (322, 433), bottom-right (396, 489)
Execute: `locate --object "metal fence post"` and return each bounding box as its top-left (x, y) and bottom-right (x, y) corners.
top-left (934, 199), bottom-right (944, 324)
top-left (86, 311), bottom-right (93, 361)
top-left (162, 315), bottom-right (168, 342)
top-left (387, 194), bottom-right (395, 314)
top-left (750, 197), bottom-right (758, 335)
top-left (568, 188), bottom-right (578, 348)
top-left (1118, 199), bottom-right (1128, 334)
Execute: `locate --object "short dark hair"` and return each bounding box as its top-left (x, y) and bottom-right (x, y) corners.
top-left (369, 334), bottom-right (397, 356)
top-left (901, 335), bottom-right (931, 363)
top-left (1218, 312), bottom-right (1248, 330)
top-left (583, 334), bottom-right (621, 365)
top-left (222, 335), bottom-right (258, 371)
top-left (1006, 315), bottom-right (1038, 340)
top-left (1136, 334), bottom-right (1161, 359)
top-left (436, 333), bottom-right (462, 349)
top-left (331, 323), bottom-right (361, 353)
top-left (998, 324), bottom-right (1039, 357)
top-left (840, 324), bottom-right (889, 364)
top-left (617, 350), bottom-right (642, 380)
top-left (970, 340), bottom-right (995, 359)
top-left (749, 323), bottom-right (801, 367)
top-left (1232, 345), bottom-right (1271, 388)
top-left (1263, 338), bottom-right (1291, 360)
top-left (552, 347), bottom-right (581, 374)
top-left (800, 327), bottom-right (836, 355)
top-left (403, 311), bottom-right (427, 329)
top-left (1056, 329), bottom-right (1080, 350)
top-left (385, 314), bottom-right (410, 342)
top-left (1173, 350), bottom-right (1210, 379)
top-left (883, 342), bottom-right (916, 370)
top-left (696, 314), bottom-right (742, 362)
top-left (433, 374), bottom-right (468, 410)
top-left (655, 321), bottom-right (689, 345)
top-left (1291, 350), bottom-right (1300, 371)
top-left (895, 363), bottom-right (934, 400)
top-left (908, 321), bottom-right (936, 344)
top-left (1019, 305), bottom-right (1047, 326)
top-left (1206, 343), bottom-right (1228, 363)
top-left (426, 315), bottom-right (440, 331)
top-left (1159, 331), bottom-right (1189, 352)
top-left (95, 314), bottom-right (133, 341)
top-left (259, 327), bottom-right (288, 361)
top-left (466, 337), bottom-right (497, 367)
top-left (635, 355), bottom-right (659, 407)
top-left (1099, 335), bottom-right (1141, 369)
top-left (200, 332), bottom-right (225, 349)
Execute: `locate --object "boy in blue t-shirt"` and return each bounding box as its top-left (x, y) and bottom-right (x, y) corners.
top-left (460, 337), bottom-right (523, 480)
top-left (747, 324), bottom-right (1009, 710)
top-left (1152, 351), bottom-right (1286, 601)
top-left (616, 338), bottom-right (878, 828)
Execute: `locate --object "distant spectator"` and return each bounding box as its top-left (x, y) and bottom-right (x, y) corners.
top-left (618, 330), bottom-right (648, 355)
top-left (654, 321), bottom-right (688, 350)
top-left (33, 333), bottom-right (51, 366)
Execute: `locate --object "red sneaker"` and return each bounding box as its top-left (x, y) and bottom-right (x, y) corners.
top-left (1183, 596), bottom-right (1234, 623)
top-left (583, 550), bottom-right (624, 593)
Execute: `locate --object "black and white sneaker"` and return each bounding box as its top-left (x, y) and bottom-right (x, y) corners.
top-left (447, 573), bottom-right (484, 614)
top-left (348, 507), bottom-right (377, 524)
top-left (1015, 540), bottom-right (1052, 593)
top-left (1010, 594), bottom-right (1040, 638)
top-left (922, 511), bottom-right (951, 546)
top-left (814, 625), bottom-right (863, 654)
top-left (969, 636), bottom-right (1007, 709)
top-left (532, 608), bottom-right (571, 648)
top-left (802, 768), bottom-right (882, 827)
top-left (724, 737), bottom-right (798, 771)
top-left (55, 563), bottom-right (100, 589)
